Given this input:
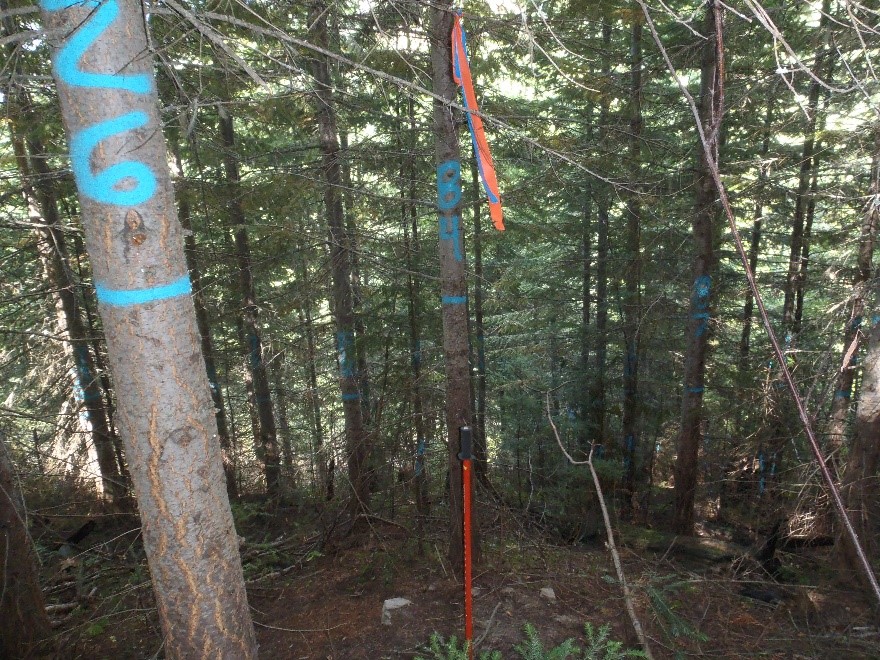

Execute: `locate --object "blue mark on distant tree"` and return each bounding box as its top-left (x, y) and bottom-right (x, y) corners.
top-left (336, 330), bottom-right (355, 378)
top-left (691, 274), bottom-right (711, 338)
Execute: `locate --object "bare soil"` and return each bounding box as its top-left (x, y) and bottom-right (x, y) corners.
top-left (31, 502), bottom-right (880, 659)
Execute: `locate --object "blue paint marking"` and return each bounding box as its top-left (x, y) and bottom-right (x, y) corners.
top-left (248, 333), bottom-right (261, 369)
top-left (625, 434), bottom-right (635, 452)
top-left (341, 392), bottom-right (360, 401)
top-left (70, 111), bottom-right (157, 206)
top-left (336, 330), bottom-right (355, 378)
top-left (48, 0), bottom-right (151, 94)
top-left (439, 215), bottom-right (463, 262)
top-left (437, 161), bottom-right (462, 211)
top-left (873, 315), bottom-right (880, 326)
top-left (442, 295), bottom-right (467, 305)
top-left (692, 274), bottom-right (711, 338)
top-left (687, 386), bottom-right (704, 394)
top-left (835, 389), bottom-right (851, 399)
top-left (411, 339), bottom-right (421, 368)
top-left (95, 274), bottom-right (191, 306)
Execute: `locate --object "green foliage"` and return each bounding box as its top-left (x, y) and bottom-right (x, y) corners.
top-left (513, 622), bottom-right (645, 660)
top-left (514, 622), bottom-right (580, 659)
top-left (647, 577), bottom-right (709, 644)
top-left (417, 633), bottom-right (501, 660)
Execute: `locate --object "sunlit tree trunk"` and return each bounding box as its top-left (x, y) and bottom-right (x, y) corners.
top-left (169, 132), bottom-right (237, 499)
top-left (828, 133), bottom-right (879, 457)
top-left (309, 0), bottom-right (371, 512)
top-left (5, 95), bottom-right (127, 506)
top-left (217, 104), bottom-right (281, 498)
top-left (673, 1), bottom-right (723, 535)
top-left (431, 0), bottom-right (476, 572)
top-left (40, 1), bottom-right (257, 654)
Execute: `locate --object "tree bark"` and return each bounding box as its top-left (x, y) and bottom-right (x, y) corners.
top-left (217, 104), bottom-right (282, 499)
top-left (828, 133), bottom-right (879, 457)
top-left (0, 432), bottom-right (52, 658)
top-left (169, 132), bottom-right (237, 499)
top-left (591, 21), bottom-right (612, 450)
top-left (6, 101), bottom-right (128, 507)
top-left (308, 0), bottom-right (371, 512)
top-left (622, 11), bottom-right (644, 512)
top-left (673, 1), bottom-right (723, 535)
top-left (40, 1), bottom-right (257, 655)
top-left (431, 0), bottom-right (475, 573)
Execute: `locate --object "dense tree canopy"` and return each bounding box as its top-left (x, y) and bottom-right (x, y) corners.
top-left (2, 0), bottom-right (880, 648)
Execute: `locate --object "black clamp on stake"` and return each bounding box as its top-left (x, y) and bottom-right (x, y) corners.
top-left (458, 426), bottom-right (473, 461)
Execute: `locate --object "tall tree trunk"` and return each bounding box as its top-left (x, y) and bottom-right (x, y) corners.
top-left (471, 159), bottom-right (491, 487)
top-left (40, 1), bottom-right (257, 655)
top-left (739, 94), bottom-right (775, 382)
top-left (673, 1), bottom-right (723, 535)
top-left (839, 317), bottom-right (880, 581)
top-left (400, 94), bottom-right (430, 518)
top-left (217, 104), bottom-right (281, 498)
top-left (308, 0), bottom-right (371, 512)
top-left (591, 21), bottom-right (612, 449)
top-left (4, 92), bottom-right (127, 507)
top-left (169, 132), bottom-right (237, 499)
top-left (579, 166), bottom-right (592, 451)
top-left (431, 0), bottom-right (475, 573)
top-left (781, 0), bottom-right (831, 333)
top-left (622, 11), bottom-right (643, 513)
top-left (828, 133), bottom-right (879, 457)
top-left (0, 432), bottom-right (52, 658)
top-left (273, 349), bottom-right (296, 484)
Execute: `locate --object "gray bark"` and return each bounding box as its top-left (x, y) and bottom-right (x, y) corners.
top-left (40, 1), bottom-right (257, 655)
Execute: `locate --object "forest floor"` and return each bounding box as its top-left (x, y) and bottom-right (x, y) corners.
top-left (30, 492), bottom-right (880, 659)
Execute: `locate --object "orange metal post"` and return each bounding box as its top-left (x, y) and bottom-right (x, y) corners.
top-left (459, 426), bottom-right (474, 660)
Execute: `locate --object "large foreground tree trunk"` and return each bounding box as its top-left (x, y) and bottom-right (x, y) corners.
top-left (40, 1), bottom-right (257, 655)
top-left (673, 1), bottom-right (723, 535)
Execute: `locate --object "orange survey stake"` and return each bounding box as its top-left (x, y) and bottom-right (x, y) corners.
top-left (452, 12), bottom-right (505, 232)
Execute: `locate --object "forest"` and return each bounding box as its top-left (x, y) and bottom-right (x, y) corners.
top-left (1, 0), bottom-right (879, 657)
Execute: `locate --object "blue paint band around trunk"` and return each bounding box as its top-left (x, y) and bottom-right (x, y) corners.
top-left (95, 274), bottom-right (191, 307)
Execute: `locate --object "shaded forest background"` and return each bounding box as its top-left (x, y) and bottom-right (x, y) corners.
top-left (2, 0), bottom-right (880, 656)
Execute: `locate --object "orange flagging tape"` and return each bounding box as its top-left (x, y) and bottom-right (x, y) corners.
top-left (452, 12), bottom-right (504, 231)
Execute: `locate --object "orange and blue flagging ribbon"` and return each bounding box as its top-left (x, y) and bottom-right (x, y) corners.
top-left (452, 12), bottom-right (505, 231)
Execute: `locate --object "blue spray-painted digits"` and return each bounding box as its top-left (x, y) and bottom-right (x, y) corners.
top-left (71, 111), bottom-right (157, 206)
top-left (439, 215), bottom-right (463, 262)
top-left (437, 161), bottom-right (462, 211)
top-left (247, 333), bottom-right (261, 369)
top-left (48, 0), bottom-right (152, 94)
top-left (692, 275), bottom-right (711, 337)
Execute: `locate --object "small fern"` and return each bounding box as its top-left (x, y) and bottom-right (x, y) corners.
top-left (514, 623), bottom-right (580, 660)
top-left (417, 633), bottom-right (501, 660)
top-left (582, 622), bottom-right (647, 659)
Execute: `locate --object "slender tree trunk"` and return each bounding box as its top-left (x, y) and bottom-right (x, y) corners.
top-left (471, 158), bottom-right (491, 487)
top-left (5, 95), bottom-right (127, 507)
top-left (40, 1), bottom-right (257, 654)
top-left (273, 349), bottom-right (296, 485)
top-left (0, 432), bottom-right (52, 658)
top-left (839, 317), bottom-right (880, 580)
top-left (169, 133), bottom-right (237, 499)
top-left (308, 0), bottom-right (371, 513)
top-left (622, 12), bottom-right (643, 512)
top-left (579, 168), bottom-right (592, 451)
top-left (828, 134), bottom-right (879, 456)
top-left (400, 95), bottom-right (430, 518)
top-left (591, 21), bottom-right (612, 449)
top-left (431, 0), bottom-right (475, 573)
top-left (673, 1), bottom-right (723, 535)
top-left (782, 0), bottom-right (831, 332)
top-left (217, 104), bottom-right (281, 498)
